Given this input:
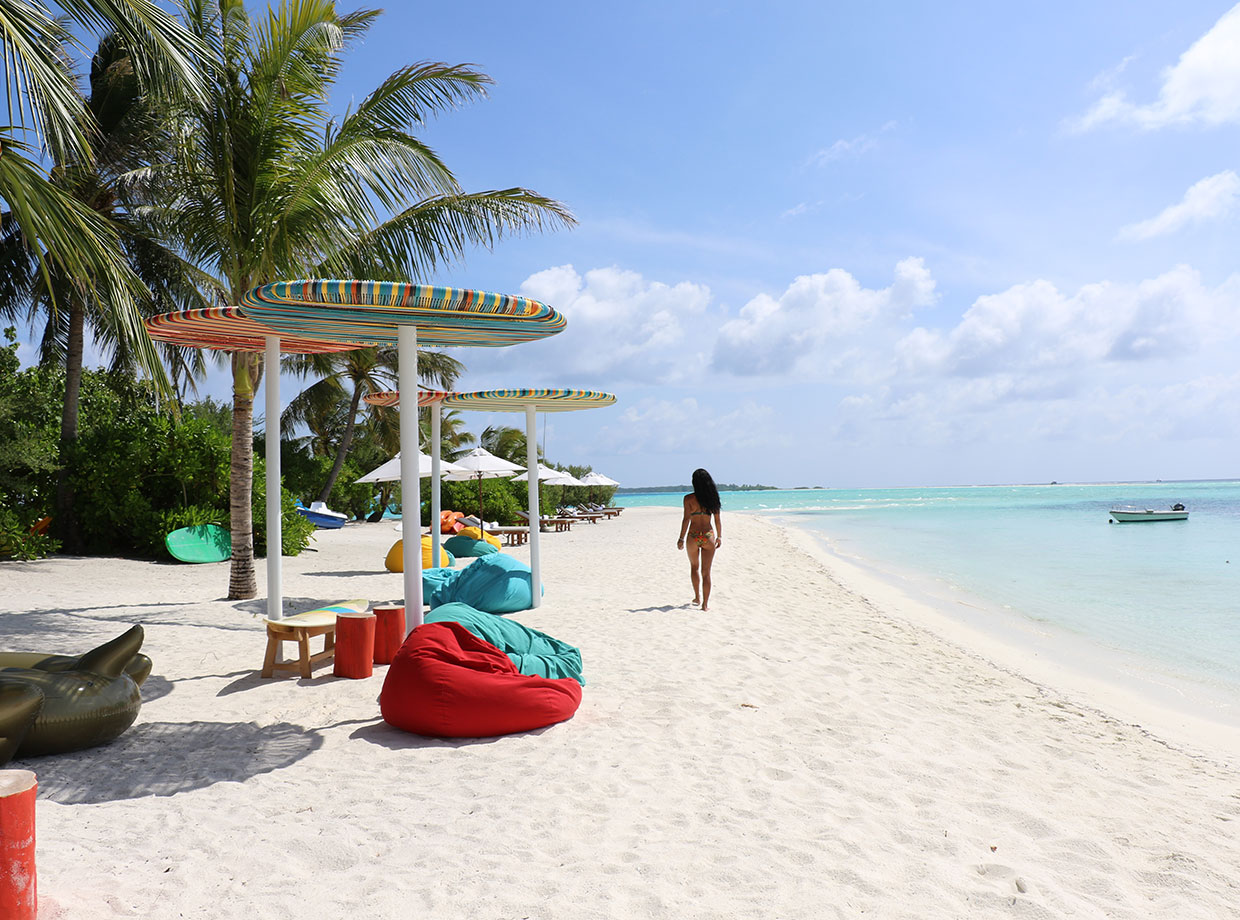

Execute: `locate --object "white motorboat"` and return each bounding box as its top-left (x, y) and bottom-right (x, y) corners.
top-left (1109, 504), bottom-right (1188, 523)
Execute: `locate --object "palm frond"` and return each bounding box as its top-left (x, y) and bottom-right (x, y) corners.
top-left (320, 188), bottom-right (575, 280)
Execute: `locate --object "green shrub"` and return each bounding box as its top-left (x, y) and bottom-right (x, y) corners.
top-left (146, 504), bottom-right (227, 559)
top-left (0, 506), bottom-right (61, 561)
top-left (252, 460), bottom-right (317, 557)
top-left (436, 477), bottom-right (524, 525)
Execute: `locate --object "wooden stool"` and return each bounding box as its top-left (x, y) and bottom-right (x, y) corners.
top-left (334, 613), bottom-right (376, 679)
top-left (373, 606), bottom-right (405, 664)
top-left (261, 611), bottom-right (338, 678)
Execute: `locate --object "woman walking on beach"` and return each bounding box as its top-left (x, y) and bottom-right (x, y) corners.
top-left (677, 469), bottom-right (722, 610)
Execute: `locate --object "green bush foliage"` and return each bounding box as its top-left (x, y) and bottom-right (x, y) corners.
top-left (275, 442), bottom-right (374, 521)
top-left (0, 506), bottom-right (61, 560)
top-left (252, 458), bottom-right (318, 557)
top-left (434, 477), bottom-right (525, 525)
top-left (0, 330), bottom-right (62, 525)
top-left (145, 504), bottom-right (227, 559)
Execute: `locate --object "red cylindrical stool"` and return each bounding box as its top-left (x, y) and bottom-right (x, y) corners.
top-left (334, 613), bottom-right (376, 678)
top-left (0, 769), bottom-right (37, 920)
top-left (373, 606), bottom-right (406, 664)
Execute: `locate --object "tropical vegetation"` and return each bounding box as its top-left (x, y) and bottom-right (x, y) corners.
top-left (0, 0), bottom-right (575, 597)
top-left (149, 0), bottom-right (573, 599)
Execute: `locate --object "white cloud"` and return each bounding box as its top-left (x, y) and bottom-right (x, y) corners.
top-left (713, 258), bottom-right (937, 376)
top-left (1117, 170), bottom-right (1240, 239)
top-left (781, 201), bottom-right (820, 219)
top-left (455, 265), bottom-right (713, 388)
top-left (598, 397), bottom-right (785, 454)
top-left (808, 121), bottom-right (896, 166)
top-left (1075, 4), bottom-right (1240, 130)
top-left (896, 265), bottom-right (1235, 380)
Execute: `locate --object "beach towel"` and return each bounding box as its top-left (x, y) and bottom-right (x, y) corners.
top-left (423, 553), bottom-right (541, 613)
top-left (426, 602), bottom-right (584, 684)
top-left (442, 534), bottom-right (498, 558)
top-left (379, 622), bottom-right (581, 738)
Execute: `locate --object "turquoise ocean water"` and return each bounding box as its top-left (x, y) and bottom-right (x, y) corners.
top-left (620, 481), bottom-right (1240, 719)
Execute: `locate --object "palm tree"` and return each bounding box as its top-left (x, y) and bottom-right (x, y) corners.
top-left (0, 1), bottom-right (204, 381)
top-left (426, 408), bottom-right (475, 461)
top-left (479, 424), bottom-right (532, 465)
top-left (155, 0), bottom-right (574, 599)
top-left (284, 346), bottom-right (464, 503)
top-left (0, 34), bottom-right (214, 549)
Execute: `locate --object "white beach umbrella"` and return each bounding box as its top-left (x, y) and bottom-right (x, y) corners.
top-left (546, 471), bottom-right (586, 487)
top-left (357, 451), bottom-right (464, 483)
top-left (443, 448), bottom-right (524, 532)
top-left (579, 471), bottom-right (620, 487)
top-left (510, 463), bottom-right (570, 482)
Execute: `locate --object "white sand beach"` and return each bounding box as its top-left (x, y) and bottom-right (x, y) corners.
top-left (3, 507), bottom-right (1239, 919)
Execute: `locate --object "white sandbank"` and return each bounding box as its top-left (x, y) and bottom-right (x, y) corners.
top-left (2, 507), bottom-right (1238, 919)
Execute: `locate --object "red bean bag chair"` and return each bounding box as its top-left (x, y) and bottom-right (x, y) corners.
top-left (379, 622), bottom-right (582, 738)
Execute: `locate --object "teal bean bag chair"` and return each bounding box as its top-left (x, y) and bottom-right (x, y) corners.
top-left (442, 534), bottom-right (498, 558)
top-left (423, 553), bottom-right (542, 613)
top-left (426, 602), bottom-right (584, 685)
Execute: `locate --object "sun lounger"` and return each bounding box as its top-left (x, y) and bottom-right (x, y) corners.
top-left (515, 511), bottom-right (574, 533)
top-left (488, 526), bottom-right (530, 546)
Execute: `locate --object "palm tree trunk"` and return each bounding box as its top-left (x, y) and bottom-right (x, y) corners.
top-left (53, 302), bottom-right (86, 553)
top-left (228, 351), bottom-right (257, 599)
top-left (316, 385), bottom-right (363, 503)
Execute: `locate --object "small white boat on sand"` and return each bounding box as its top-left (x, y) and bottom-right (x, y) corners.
top-left (1109, 504), bottom-right (1188, 523)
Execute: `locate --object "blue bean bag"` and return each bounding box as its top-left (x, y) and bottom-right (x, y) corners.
top-left (426, 602), bottom-right (584, 684)
top-left (442, 534), bottom-right (498, 558)
top-left (422, 553), bottom-right (541, 613)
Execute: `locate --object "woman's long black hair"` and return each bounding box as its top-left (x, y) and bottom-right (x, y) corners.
top-left (691, 468), bottom-right (721, 514)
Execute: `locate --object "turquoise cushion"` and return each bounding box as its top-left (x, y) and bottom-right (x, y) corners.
top-left (426, 602), bottom-right (584, 685)
top-left (443, 534), bottom-right (498, 557)
top-left (424, 553), bottom-right (541, 613)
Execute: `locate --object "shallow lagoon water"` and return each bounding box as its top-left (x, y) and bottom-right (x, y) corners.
top-left (621, 481), bottom-right (1240, 712)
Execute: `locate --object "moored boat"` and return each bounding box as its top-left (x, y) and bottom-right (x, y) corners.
top-left (296, 501), bottom-right (348, 529)
top-left (1109, 504), bottom-right (1188, 523)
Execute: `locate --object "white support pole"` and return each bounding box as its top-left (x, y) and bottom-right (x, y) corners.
top-left (525, 404), bottom-right (541, 608)
top-left (398, 326), bottom-right (423, 628)
top-left (430, 402), bottom-right (442, 568)
top-left (265, 336), bottom-right (282, 620)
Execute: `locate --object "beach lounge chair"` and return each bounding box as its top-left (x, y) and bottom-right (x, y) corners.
top-left (515, 510), bottom-right (574, 533)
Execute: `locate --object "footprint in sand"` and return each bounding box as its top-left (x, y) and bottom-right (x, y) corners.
top-left (973, 863), bottom-right (1031, 895)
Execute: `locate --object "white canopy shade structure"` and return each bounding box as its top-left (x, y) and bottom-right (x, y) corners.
top-left (440, 389), bottom-right (617, 608)
top-left (442, 448), bottom-right (525, 533)
top-left (544, 471), bottom-right (586, 487)
top-left (240, 281), bottom-right (564, 628)
top-left (579, 471), bottom-right (620, 487)
top-left (509, 463), bottom-right (569, 482)
top-left (356, 451), bottom-right (464, 483)
top-left (443, 446), bottom-right (526, 478)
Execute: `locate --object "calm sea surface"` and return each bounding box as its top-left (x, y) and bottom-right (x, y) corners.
top-left (620, 481), bottom-right (1240, 714)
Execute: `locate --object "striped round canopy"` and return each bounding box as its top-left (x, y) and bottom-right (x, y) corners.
top-left (239, 280), bottom-right (565, 347)
top-left (442, 388), bottom-right (617, 412)
top-left (364, 390), bottom-right (452, 408)
top-left (145, 307), bottom-right (359, 354)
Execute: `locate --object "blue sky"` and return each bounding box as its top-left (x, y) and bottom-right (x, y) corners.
top-left (20, 1), bottom-right (1240, 488)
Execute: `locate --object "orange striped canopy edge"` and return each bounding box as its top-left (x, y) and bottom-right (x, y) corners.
top-left (145, 306), bottom-right (360, 354)
top-left (364, 390), bottom-right (452, 408)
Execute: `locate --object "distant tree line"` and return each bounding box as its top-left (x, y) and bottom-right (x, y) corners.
top-left (616, 483), bottom-right (779, 494)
